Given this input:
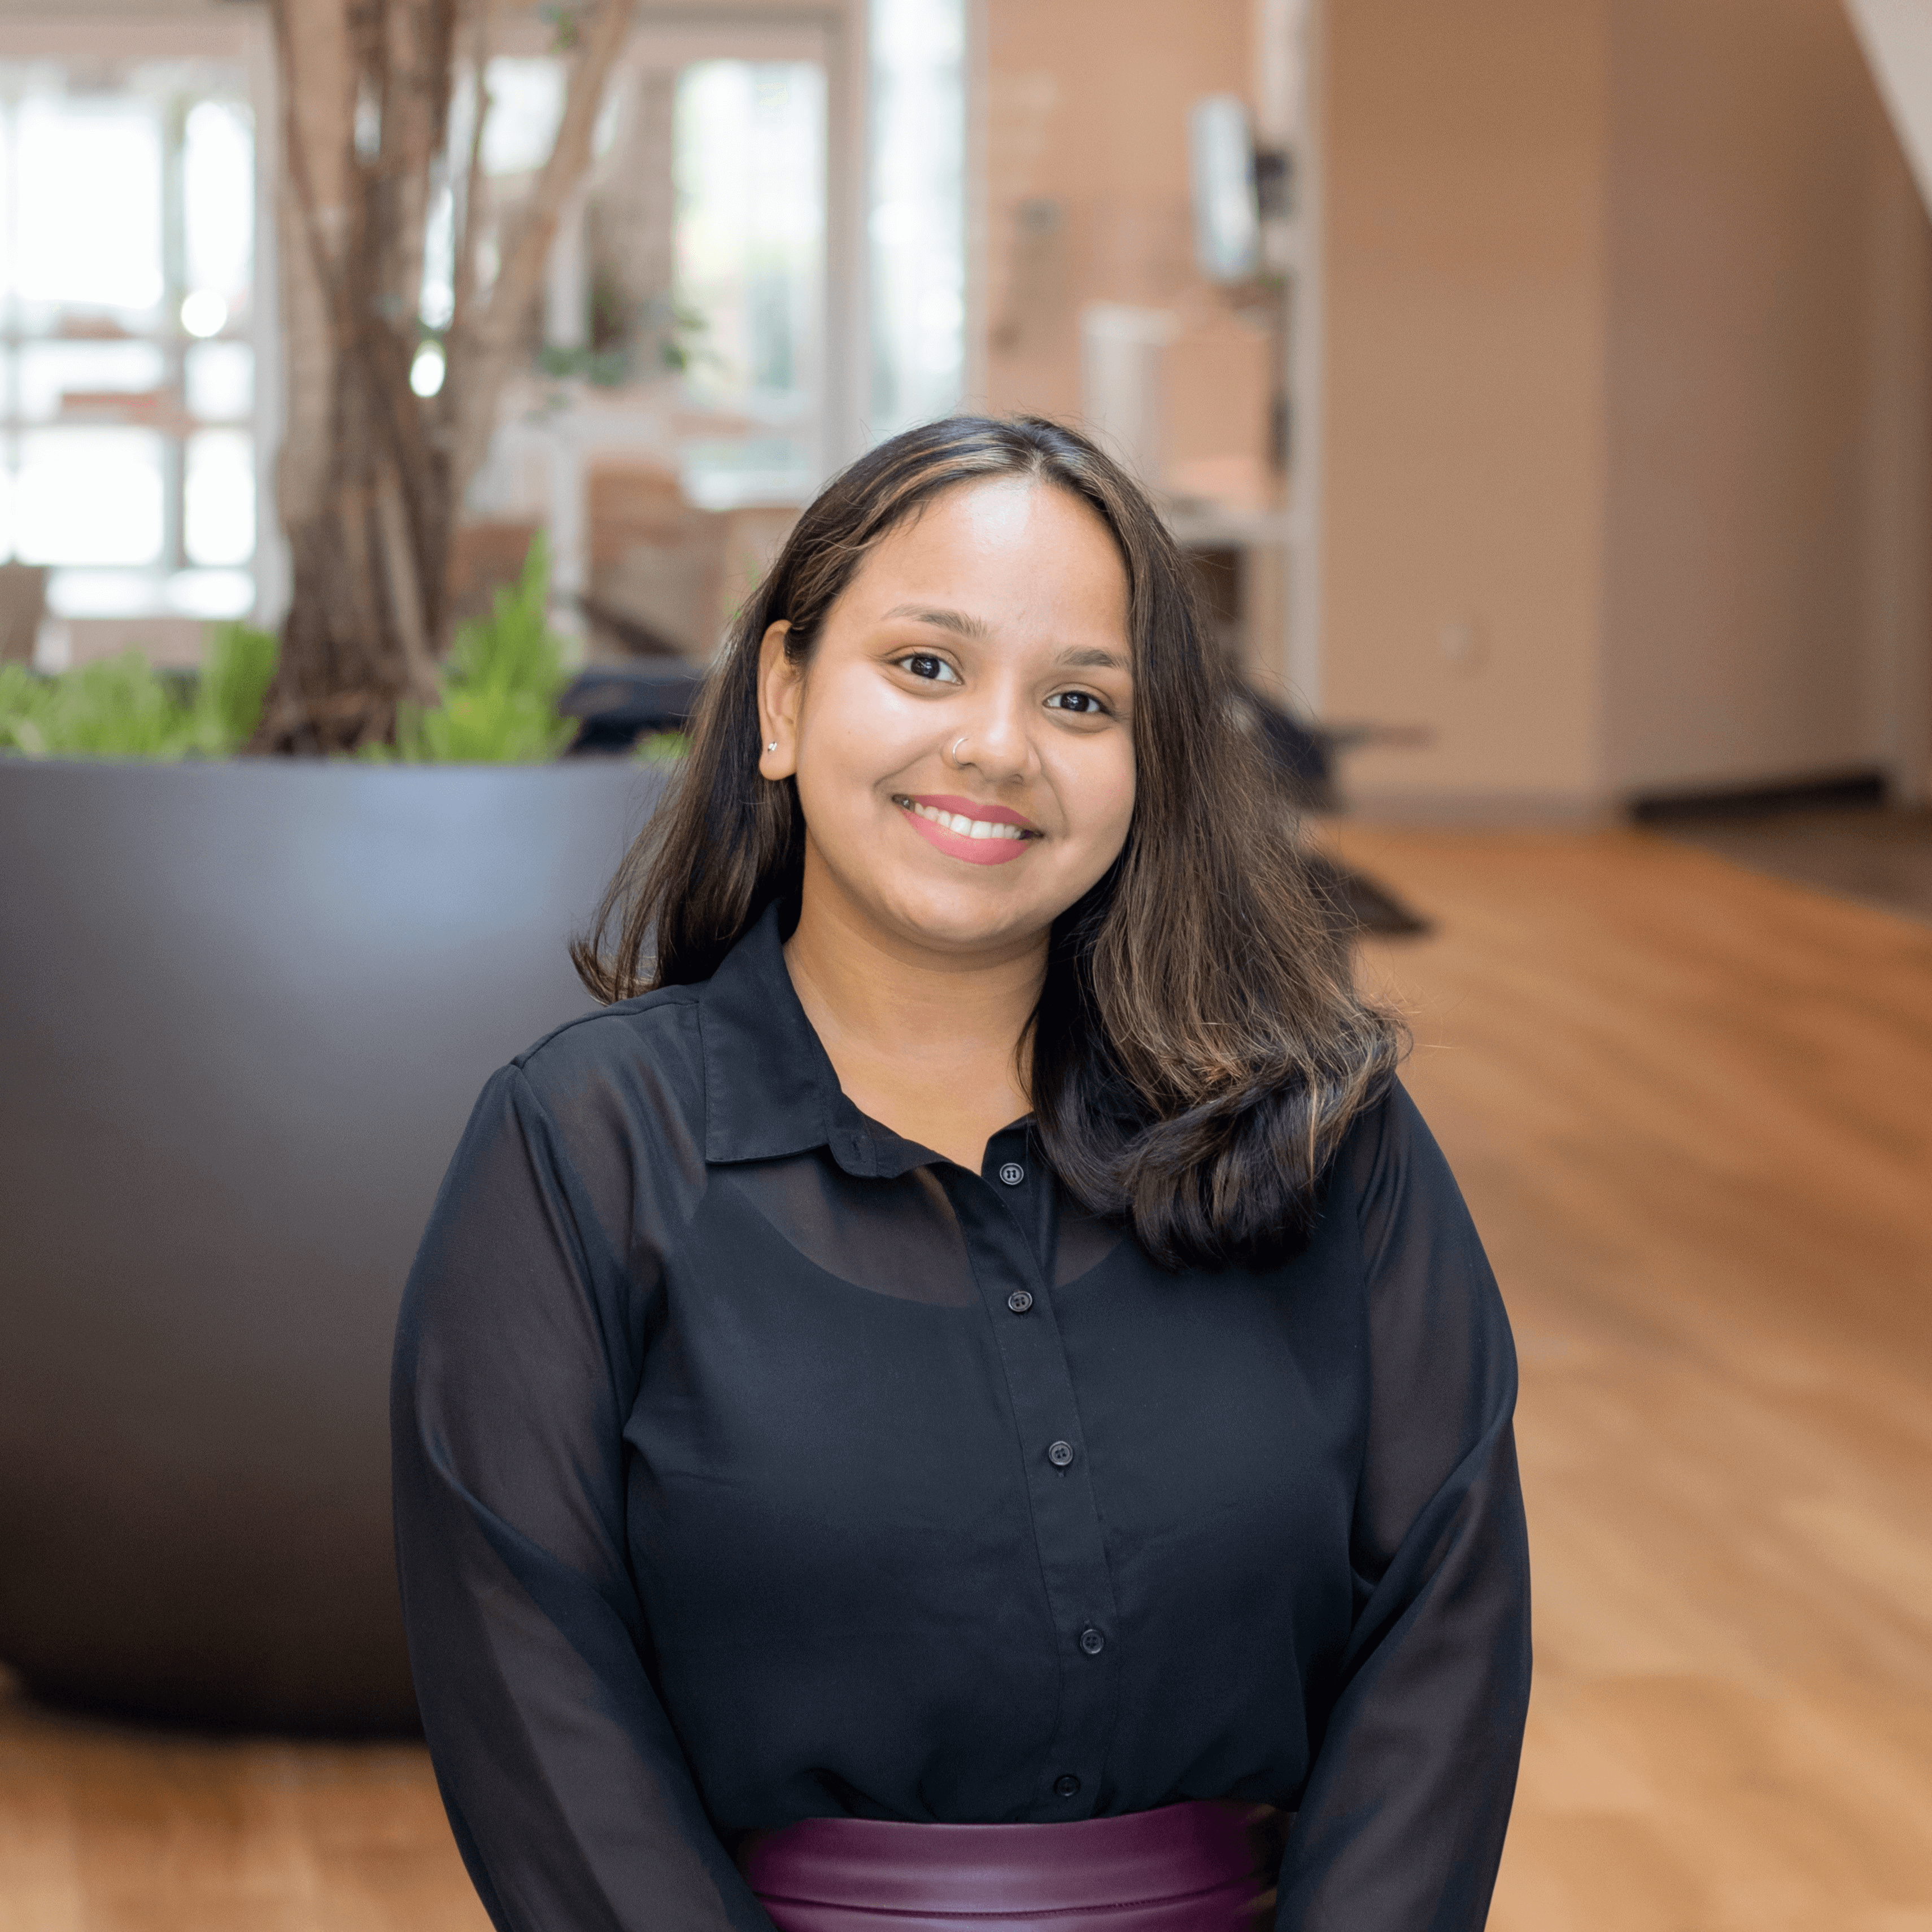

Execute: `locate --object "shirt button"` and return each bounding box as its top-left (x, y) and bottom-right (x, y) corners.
top-left (1007, 1289), bottom-right (1034, 1314)
top-left (1053, 1773), bottom-right (1082, 1798)
top-left (1047, 1440), bottom-right (1075, 1468)
top-left (998, 1162), bottom-right (1025, 1186)
top-left (1079, 1626), bottom-right (1106, 1656)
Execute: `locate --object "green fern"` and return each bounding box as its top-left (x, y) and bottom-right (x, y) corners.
top-left (376, 533), bottom-right (578, 764)
top-left (0, 662), bottom-right (49, 755)
top-left (195, 621), bottom-right (281, 750)
top-left (0, 622), bottom-right (279, 761)
top-left (0, 542), bottom-right (574, 767)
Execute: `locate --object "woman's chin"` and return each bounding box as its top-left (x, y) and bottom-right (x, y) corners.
top-left (870, 879), bottom-right (1061, 957)
top-left (804, 827), bottom-right (1091, 958)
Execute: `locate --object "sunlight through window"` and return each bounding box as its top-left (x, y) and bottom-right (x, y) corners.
top-left (870, 0), bottom-right (966, 435)
top-left (185, 432), bottom-right (255, 568)
top-left (411, 344), bottom-right (447, 397)
top-left (0, 62), bottom-right (259, 618)
top-left (16, 97), bottom-right (164, 318)
top-left (673, 60), bottom-right (825, 503)
top-left (185, 343), bottom-right (254, 421)
top-left (184, 100), bottom-right (253, 305)
top-left (181, 292), bottom-right (229, 339)
top-left (18, 430), bottom-right (165, 567)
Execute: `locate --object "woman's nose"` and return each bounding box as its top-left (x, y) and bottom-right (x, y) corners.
top-left (956, 684), bottom-right (1036, 782)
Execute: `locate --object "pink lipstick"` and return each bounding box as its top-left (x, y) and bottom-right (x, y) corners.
top-left (895, 793), bottom-right (1040, 866)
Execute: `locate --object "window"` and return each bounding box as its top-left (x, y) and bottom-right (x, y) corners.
top-left (869, 0), bottom-right (967, 436)
top-left (674, 59), bottom-right (826, 505)
top-left (0, 59), bottom-right (260, 629)
top-left (450, 3), bottom-right (970, 629)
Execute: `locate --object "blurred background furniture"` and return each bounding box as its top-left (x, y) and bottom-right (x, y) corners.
top-left (561, 662), bottom-right (707, 751)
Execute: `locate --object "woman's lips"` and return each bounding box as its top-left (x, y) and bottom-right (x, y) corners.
top-left (908, 793), bottom-right (1036, 828)
top-left (894, 793), bottom-right (1040, 866)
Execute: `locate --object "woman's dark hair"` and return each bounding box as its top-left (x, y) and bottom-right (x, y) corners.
top-left (574, 415), bottom-right (1404, 1268)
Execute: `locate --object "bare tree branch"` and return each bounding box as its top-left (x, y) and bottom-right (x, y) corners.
top-left (261, 0), bottom-right (634, 750)
top-left (443, 1), bottom-right (491, 440)
top-left (269, 0), bottom-right (346, 320)
top-left (447, 0), bottom-right (633, 499)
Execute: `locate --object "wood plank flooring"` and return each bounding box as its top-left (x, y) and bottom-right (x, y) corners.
top-left (0, 1696), bottom-right (485, 1932)
top-left (1655, 804), bottom-right (1932, 926)
top-left (1336, 826), bottom-right (1932, 1932)
top-left (2, 826), bottom-right (1928, 1931)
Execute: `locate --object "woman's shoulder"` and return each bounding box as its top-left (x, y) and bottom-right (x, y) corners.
top-left (1329, 1076), bottom-right (1447, 1214)
top-left (1327, 1078), bottom-right (1512, 1362)
top-left (500, 984), bottom-right (709, 1150)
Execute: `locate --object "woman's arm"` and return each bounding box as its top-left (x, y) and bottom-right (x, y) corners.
top-left (392, 1052), bottom-right (770, 1932)
top-left (1275, 1084), bottom-right (1533, 1931)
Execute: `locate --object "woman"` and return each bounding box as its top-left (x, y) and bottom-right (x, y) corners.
top-left (392, 416), bottom-right (1530, 1932)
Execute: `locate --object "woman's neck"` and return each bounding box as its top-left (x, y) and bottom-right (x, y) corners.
top-left (782, 858), bottom-right (1047, 1172)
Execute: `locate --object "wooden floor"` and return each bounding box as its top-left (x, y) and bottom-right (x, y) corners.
top-left (1342, 827), bottom-right (1932, 1932)
top-left (1656, 803), bottom-right (1932, 926)
top-left (3, 827), bottom-right (1929, 1931)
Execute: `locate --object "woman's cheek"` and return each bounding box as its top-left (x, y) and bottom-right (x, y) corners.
top-left (1062, 745), bottom-right (1136, 866)
top-left (812, 669), bottom-right (928, 777)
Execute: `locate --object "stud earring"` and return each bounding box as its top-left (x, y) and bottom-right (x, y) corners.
top-left (766, 740), bottom-right (778, 752)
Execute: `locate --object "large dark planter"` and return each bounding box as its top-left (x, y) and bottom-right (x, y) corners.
top-left (0, 758), bottom-right (665, 1733)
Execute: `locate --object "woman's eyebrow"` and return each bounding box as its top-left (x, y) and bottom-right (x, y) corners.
top-left (880, 604), bottom-right (993, 639)
top-left (878, 608), bottom-right (1127, 673)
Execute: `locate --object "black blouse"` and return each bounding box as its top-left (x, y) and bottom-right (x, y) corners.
top-left (392, 902), bottom-right (1531, 1932)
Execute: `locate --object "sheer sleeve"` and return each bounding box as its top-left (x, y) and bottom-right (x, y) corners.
top-left (1275, 1084), bottom-right (1533, 1931)
top-left (391, 1049), bottom-right (770, 1932)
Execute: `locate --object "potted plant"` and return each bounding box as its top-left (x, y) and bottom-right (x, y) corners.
top-left (0, 1), bottom-right (672, 1734)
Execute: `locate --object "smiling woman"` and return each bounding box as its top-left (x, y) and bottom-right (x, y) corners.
top-left (748, 470), bottom-right (1140, 1168)
top-left (575, 416), bottom-right (1397, 1253)
top-left (392, 416), bottom-right (1531, 1932)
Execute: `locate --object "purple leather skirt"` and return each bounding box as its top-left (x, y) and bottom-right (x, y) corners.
top-left (739, 1802), bottom-right (1290, 1932)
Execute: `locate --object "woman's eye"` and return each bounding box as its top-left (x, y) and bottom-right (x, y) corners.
top-left (1046, 690), bottom-right (1107, 716)
top-left (896, 653), bottom-right (961, 684)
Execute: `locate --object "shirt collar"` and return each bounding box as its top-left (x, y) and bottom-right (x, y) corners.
top-left (696, 899), bottom-right (935, 1179)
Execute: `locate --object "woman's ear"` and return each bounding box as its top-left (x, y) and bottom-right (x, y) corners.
top-left (757, 621), bottom-right (801, 779)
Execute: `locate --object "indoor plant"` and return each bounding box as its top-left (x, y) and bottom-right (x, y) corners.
top-left (262, 0), bottom-right (635, 751)
top-left (0, 2), bottom-right (667, 1734)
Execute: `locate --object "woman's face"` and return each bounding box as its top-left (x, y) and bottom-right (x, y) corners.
top-left (759, 477), bottom-right (1136, 960)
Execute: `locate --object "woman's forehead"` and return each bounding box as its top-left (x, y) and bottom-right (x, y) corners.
top-left (848, 482), bottom-right (1131, 630)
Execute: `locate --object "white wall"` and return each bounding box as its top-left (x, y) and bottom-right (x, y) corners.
top-left (1600, 0), bottom-right (1932, 802)
top-left (1321, 0), bottom-right (1932, 819)
top-left (1322, 0), bottom-right (1614, 821)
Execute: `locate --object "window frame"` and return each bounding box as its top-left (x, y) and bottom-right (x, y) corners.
top-left (0, 10), bottom-right (280, 641)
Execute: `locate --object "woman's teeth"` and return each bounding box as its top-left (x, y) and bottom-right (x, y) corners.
top-left (897, 798), bottom-right (1030, 841)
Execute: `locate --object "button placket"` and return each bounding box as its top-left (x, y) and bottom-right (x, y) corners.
top-left (940, 1171), bottom-right (1122, 1820)
top-left (982, 1128), bottom-right (1052, 1267)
